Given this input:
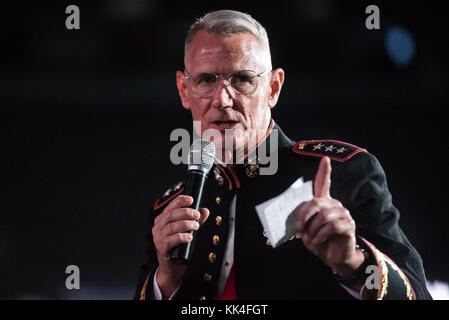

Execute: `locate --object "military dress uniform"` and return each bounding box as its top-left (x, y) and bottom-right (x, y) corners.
top-left (134, 119), bottom-right (432, 300)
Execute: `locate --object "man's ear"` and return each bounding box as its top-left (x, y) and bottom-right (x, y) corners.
top-left (267, 68), bottom-right (285, 109)
top-left (176, 71), bottom-right (191, 110)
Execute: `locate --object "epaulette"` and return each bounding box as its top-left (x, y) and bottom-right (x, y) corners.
top-left (293, 139), bottom-right (367, 162)
top-left (153, 181), bottom-right (184, 211)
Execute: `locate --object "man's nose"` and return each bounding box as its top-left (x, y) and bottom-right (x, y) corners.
top-left (211, 81), bottom-right (234, 109)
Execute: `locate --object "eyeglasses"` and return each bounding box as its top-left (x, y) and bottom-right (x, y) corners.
top-left (183, 70), bottom-right (271, 97)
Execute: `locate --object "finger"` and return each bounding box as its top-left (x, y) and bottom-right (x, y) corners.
top-left (169, 207), bottom-right (201, 222)
top-left (163, 220), bottom-right (200, 236)
top-left (306, 207), bottom-right (345, 241)
top-left (164, 232), bottom-right (194, 252)
top-left (311, 218), bottom-right (354, 245)
top-left (198, 207), bottom-right (210, 225)
top-left (155, 194), bottom-right (193, 226)
top-left (294, 202), bottom-right (319, 234)
top-left (166, 195), bottom-right (194, 211)
top-left (314, 156), bottom-right (332, 198)
top-left (157, 206), bottom-right (200, 228)
top-left (294, 198), bottom-right (342, 233)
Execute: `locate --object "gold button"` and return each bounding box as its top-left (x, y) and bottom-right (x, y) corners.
top-left (214, 169), bottom-right (224, 186)
top-left (200, 296), bottom-right (206, 300)
top-left (298, 142), bottom-right (307, 150)
top-left (244, 163), bottom-right (259, 178)
top-left (212, 235), bottom-right (220, 246)
top-left (204, 273), bottom-right (212, 282)
top-left (266, 238), bottom-right (272, 246)
top-left (215, 216), bottom-right (222, 226)
top-left (208, 252), bottom-right (216, 263)
top-left (215, 196), bottom-right (222, 205)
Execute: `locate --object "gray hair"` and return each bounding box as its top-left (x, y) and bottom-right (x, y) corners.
top-left (184, 10), bottom-right (272, 68)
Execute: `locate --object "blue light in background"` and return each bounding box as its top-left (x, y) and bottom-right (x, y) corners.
top-left (385, 25), bottom-right (416, 68)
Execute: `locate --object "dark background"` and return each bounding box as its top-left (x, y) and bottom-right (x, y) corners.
top-left (1, 1), bottom-right (448, 299)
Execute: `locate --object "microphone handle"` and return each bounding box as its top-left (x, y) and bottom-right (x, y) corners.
top-left (170, 170), bottom-right (207, 264)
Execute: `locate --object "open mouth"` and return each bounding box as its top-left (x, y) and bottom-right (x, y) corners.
top-left (212, 120), bottom-right (239, 129)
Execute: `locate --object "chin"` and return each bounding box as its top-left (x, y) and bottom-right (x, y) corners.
top-left (206, 134), bottom-right (244, 162)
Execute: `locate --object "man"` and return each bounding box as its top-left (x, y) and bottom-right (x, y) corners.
top-left (134, 10), bottom-right (431, 300)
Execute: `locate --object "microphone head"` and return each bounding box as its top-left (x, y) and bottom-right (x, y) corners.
top-left (188, 139), bottom-right (215, 174)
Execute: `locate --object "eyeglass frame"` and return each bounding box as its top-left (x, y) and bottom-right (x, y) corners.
top-left (182, 69), bottom-right (272, 97)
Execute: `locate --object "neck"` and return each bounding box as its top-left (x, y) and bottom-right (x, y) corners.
top-left (215, 119), bottom-right (274, 165)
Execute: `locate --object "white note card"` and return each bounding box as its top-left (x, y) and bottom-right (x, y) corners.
top-left (255, 177), bottom-right (313, 248)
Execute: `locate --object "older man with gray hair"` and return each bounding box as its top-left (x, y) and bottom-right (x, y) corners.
top-left (135, 9), bottom-right (431, 300)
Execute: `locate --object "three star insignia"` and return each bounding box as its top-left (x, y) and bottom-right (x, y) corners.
top-left (154, 181), bottom-right (184, 211)
top-left (293, 140), bottom-right (366, 162)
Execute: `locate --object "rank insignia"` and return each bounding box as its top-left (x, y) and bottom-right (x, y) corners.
top-left (213, 168), bottom-right (224, 186)
top-left (244, 159), bottom-right (261, 178)
top-left (293, 139), bottom-right (366, 162)
top-left (153, 181), bottom-right (184, 211)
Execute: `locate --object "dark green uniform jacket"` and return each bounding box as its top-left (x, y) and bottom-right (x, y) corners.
top-left (135, 120), bottom-right (432, 300)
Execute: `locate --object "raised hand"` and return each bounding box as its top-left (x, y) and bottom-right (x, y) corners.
top-left (294, 157), bottom-right (365, 278)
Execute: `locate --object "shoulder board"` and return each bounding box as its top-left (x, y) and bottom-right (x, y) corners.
top-left (153, 181), bottom-right (184, 211)
top-left (293, 139), bottom-right (367, 162)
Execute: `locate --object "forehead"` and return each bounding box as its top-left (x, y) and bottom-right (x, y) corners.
top-left (185, 30), bottom-right (266, 72)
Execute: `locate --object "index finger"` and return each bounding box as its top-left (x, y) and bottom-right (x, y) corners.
top-left (165, 195), bottom-right (194, 211)
top-left (314, 156), bottom-right (332, 198)
top-left (156, 195), bottom-right (196, 227)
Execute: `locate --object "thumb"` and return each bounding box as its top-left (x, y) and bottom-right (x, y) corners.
top-left (198, 207), bottom-right (210, 225)
top-left (314, 156), bottom-right (332, 198)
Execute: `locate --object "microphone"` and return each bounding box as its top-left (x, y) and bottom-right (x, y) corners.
top-left (170, 139), bottom-right (215, 264)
